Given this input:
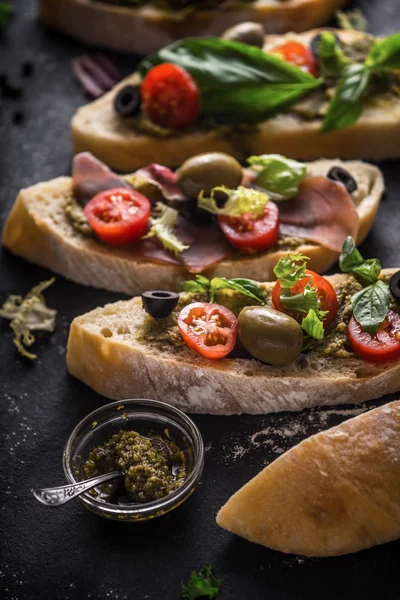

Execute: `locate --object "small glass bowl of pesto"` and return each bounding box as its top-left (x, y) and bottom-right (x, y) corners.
top-left (63, 399), bottom-right (204, 521)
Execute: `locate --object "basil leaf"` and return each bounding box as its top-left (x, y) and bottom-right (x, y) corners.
top-left (351, 280), bottom-right (390, 335)
top-left (247, 154), bottom-right (306, 199)
top-left (366, 33), bottom-right (400, 71)
top-left (321, 63), bottom-right (370, 134)
top-left (139, 38), bottom-right (322, 124)
top-left (317, 31), bottom-right (349, 79)
top-left (209, 277), bottom-right (265, 304)
top-left (198, 186), bottom-right (269, 217)
top-left (339, 236), bottom-right (381, 284)
top-left (302, 308), bottom-right (325, 341)
top-left (273, 253), bottom-right (309, 291)
top-left (181, 275), bottom-right (210, 294)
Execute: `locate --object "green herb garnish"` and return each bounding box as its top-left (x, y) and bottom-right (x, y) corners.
top-left (181, 565), bottom-right (222, 600)
top-left (139, 37), bottom-right (322, 125)
top-left (273, 254), bottom-right (327, 346)
top-left (143, 202), bottom-right (189, 255)
top-left (336, 9), bottom-right (368, 32)
top-left (182, 275), bottom-right (266, 305)
top-left (316, 31), bottom-right (350, 79)
top-left (0, 279), bottom-right (56, 360)
top-left (246, 154), bottom-right (306, 199)
top-left (0, 2), bottom-right (12, 31)
top-left (198, 186), bottom-right (269, 217)
top-left (339, 236), bottom-right (390, 335)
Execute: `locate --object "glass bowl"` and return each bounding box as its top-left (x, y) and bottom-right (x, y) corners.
top-left (63, 399), bottom-right (204, 521)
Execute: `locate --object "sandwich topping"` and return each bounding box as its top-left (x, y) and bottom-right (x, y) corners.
top-left (135, 240), bottom-right (400, 366)
top-left (68, 151), bottom-right (360, 272)
top-left (112, 30), bottom-right (400, 135)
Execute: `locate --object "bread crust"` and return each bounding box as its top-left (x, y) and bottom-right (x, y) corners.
top-left (39, 0), bottom-right (348, 55)
top-left (217, 401), bottom-right (400, 555)
top-left (1, 161), bottom-right (383, 295)
top-left (65, 270), bottom-right (400, 415)
top-left (71, 29), bottom-right (400, 171)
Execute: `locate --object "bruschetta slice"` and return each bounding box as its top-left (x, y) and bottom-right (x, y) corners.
top-left (39, 0), bottom-right (349, 55)
top-left (71, 28), bottom-right (400, 171)
top-left (2, 152), bottom-right (383, 295)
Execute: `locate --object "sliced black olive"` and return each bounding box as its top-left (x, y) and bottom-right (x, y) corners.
top-left (141, 290), bottom-right (179, 319)
top-left (327, 166), bottom-right (358, 194)
top-left (310, 30), bottom-right (342, 58)
top-left (389, 271), bottom-right (400, 301)
top-left (114, 85), bottom-right (141, 118)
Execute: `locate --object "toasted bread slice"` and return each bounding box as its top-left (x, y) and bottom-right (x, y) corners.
top-left (71, 29), bottom-right (400, 171)
top-left (217, 401), bottom-right (400, 555)
top-left (39, 0), bottom-right (348, 56)
top-left (2, 160), bottom-right (383, 295)
top-left (66, 270), bottom-right (400, 415)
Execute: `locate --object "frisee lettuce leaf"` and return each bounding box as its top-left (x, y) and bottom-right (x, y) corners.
top-left (273, 253), bottom-right (310, 291)
top-left (181, 566), bottom-right (222, 600)
top-left (198, 186), bottom-right (269, 218)
top-left (339, 236), bottom-right (381, 284)
top-left (143, 202), bottom-right (189, 255)
top-left (181, 275), bottom-right (265, 305)
top-left (0, 279), bottom-right (57, 360)
top-left (246, 154), bottom-right (306, 199)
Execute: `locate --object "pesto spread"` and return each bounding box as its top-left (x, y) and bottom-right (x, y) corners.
top-left (84, 429), bottom-right (187, 503)
top-left (64, 198), bottom-right (93, 237)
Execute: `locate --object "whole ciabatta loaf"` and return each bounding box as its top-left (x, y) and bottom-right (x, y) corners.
top-left (66, 270), bottom-right (400, 415)
top-left (71, 29), bottom-right (400, 171)
top-left (2, 160), bottom-right (384, 296)
top-left (39, 0), bottom-right (348, 56)
top-left (217, 401), bottom-right (400, 556)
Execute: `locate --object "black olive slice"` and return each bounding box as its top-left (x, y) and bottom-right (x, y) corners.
top-left (389, 271), bottom-right (400, 302)
top-left (310, 30), bottom-right (342, 58)
top-left (141, 290), bottom-right (180, 319)
top-left (113, 85), bottom-right (141, 118)
top-left (327, 166), bottom-right (358, 194)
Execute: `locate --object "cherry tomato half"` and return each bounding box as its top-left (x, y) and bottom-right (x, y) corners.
top-left (141, 63), bottom-right (200, 129)
top-left (272, 269), bottom-right (338, 327)
top-left (178, 302), bottom-right (237, 360)
top-left (347, 310), bottom-right (400, 364)
top-left (269, 41), bottom-right (317, 76)
top-left (218, 201), bottom-right (279, 253)
top-left (84, 187), bottom-right (151, 246)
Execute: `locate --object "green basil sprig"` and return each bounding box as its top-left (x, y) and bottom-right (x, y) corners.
top-left (182, 275), bottom-right (266, 305)
top-left (339, 236), bottom-right (390, 335)
top-left (339, 236), bottom-right (381, 284)
top-left (366, 33), bottom-right (400, 70)
top-left (139, 38), bottom-right (322, 124)
top-left (316, 31), bottom-right (350, 79)
top-left (246, 154), bottom-right (306, 199)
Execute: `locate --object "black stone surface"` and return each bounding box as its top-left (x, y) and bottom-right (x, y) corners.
top-left (1, 1), bottom-right (400, 599)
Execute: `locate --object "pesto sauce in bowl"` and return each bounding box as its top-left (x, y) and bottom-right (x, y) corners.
top-left (84, 429), bottom-right (188, 503)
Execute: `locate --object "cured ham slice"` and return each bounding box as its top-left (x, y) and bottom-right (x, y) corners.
top-left (72, 152), bottom-right (130, 205)
top-left (279, 176), bottom-right (359, 253)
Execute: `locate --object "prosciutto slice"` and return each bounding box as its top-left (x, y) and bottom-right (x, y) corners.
top-left (132, 164), bottom-right (188, 203)
top-left (72, 152), bottom-right (130, 205)
top-left (278, 176), bottom-right (359, 253)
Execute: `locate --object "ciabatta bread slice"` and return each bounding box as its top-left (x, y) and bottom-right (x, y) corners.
top-left (217, 400), bottom-right (400, 555)
top-left (71, 29), bottom-right (400, 172)
top-left (66, 270), bottom-right (400, 415)
top-left (39, 0), bottom-right (348, 56)
top-left (2, 160), bottom-right (383, 295)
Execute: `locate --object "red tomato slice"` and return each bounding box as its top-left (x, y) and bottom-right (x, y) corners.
top-left (84, 187), bottom-right (151, 246)
top-left (218, 201), bottom-right (279, 253)
top-left (269, 41), bottom-right (317, 76)
top-left (272, 269), bottom-right (338, 327)
top-left (141, 63), bottom-right (200, 129)
top-left (348, 310), bottom-right (400, 364)
top-left (178, 302), bottom-right (237, 360)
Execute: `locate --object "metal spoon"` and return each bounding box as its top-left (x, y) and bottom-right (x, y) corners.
top-left (31, 471), bottom-right (122, 507)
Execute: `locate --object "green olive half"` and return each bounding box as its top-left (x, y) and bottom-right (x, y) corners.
top-left (177, 152), bottom-right (243, 198)
top-left (222, 22), bottom-right (265, 48)
top-left (238, 306), bottom-right (303, 365)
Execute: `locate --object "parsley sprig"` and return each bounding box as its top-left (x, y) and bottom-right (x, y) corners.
top-left (181, 566), bottom-right (222, 600)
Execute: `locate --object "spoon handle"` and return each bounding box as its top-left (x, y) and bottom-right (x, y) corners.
top-left (31, 471), bottom-right (121, 507)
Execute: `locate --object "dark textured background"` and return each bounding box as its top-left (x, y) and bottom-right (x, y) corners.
top-left (1, 1), bottom-right (400, 598)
